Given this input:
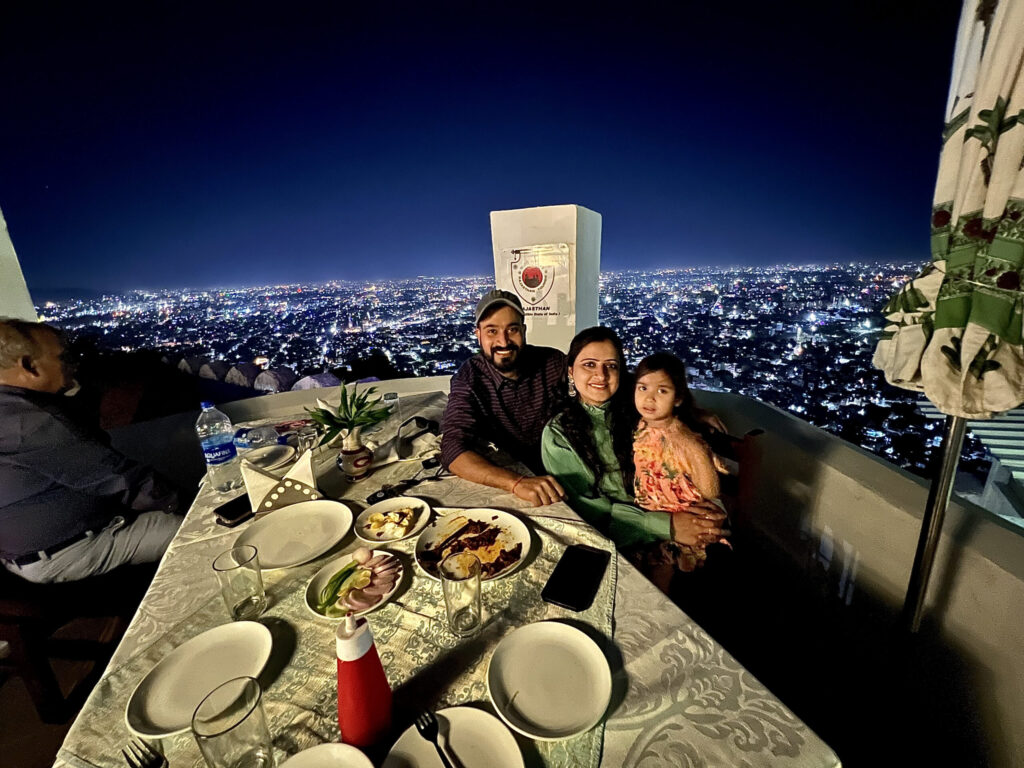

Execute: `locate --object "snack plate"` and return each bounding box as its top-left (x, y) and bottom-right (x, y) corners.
top-left (354, 496), bottom-right (431, 543)
top-left (414, 508), bottom-right (529, 582)
top-left (304, 550), bottom-right (403, 619)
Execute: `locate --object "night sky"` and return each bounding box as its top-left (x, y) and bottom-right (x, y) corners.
top-left (2, 1), bottom-right (962, 295)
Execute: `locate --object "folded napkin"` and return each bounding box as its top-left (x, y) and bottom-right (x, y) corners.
top-left (241, 450), bottom-right (322, 513)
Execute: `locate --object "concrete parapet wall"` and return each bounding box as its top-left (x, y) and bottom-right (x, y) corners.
top-left (696, 389), bottom-right (1024, 767)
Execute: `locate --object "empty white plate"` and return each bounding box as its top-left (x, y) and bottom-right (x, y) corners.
top-left (487, 621), bottom-right (612, 741)
top-left (245, 444), bottom-right (297, 471)
top-left (383, 706), bottom-right (523, 768)
top-left (235, 500), bottom-right (353, 569)
top-left (280, 743), bottom-right (374, 768)
top-left (125, 621), bottom-right (272, 737)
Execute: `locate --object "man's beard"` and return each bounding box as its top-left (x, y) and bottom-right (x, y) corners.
top-left (486, 342), bottom-right (520, 372)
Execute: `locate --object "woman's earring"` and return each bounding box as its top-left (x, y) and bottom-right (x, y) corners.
top-left (568, 377), bottom-right (576, 397)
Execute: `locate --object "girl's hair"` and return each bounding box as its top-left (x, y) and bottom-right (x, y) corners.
top-left (635, 352), bottom-right (702, 431)
top-left (557, 326), bottom-right (636, 492)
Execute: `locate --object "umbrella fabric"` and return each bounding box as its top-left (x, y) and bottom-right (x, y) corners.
top-left (874, 0), bottom-right (1024, 418)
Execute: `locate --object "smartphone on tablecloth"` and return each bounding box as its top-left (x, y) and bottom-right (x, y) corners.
top-left (213, 495), bottom-right (254, 527)
top-left (541, 544), bottom-right (611, 612)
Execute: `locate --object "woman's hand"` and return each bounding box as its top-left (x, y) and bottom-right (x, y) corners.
top-left (670, 503), bottom-right (726, 547)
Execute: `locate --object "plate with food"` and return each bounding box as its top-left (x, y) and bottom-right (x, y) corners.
top-left (305, 547), bottom-right (404, 619)
top-left (354, 496), bottom-right (431, 543)
top-left (415, 508), bottom-right (529, 582)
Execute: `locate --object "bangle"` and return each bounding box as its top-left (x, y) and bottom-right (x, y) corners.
top-left (511, 475), bottom-right (525, 494)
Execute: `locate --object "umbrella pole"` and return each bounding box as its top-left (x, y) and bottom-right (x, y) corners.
top-left (903, 414), bottom-right (968, 633)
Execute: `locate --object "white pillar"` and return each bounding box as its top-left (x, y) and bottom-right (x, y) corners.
top-left (490, 204), bottom-right (601, 352)
top-left (0, 207), bottom-right (38, 321)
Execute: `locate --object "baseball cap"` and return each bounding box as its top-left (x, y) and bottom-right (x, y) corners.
top-left (474, 289), bottom-right (524, 325)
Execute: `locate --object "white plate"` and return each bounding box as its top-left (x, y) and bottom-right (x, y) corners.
top-left (280, 743), bottom-right (374, 768)
top-left (305, 550), bottom-right (403, 619)
top-left (382, 706), bottom-right (523, 768)
top-left (236, 500), bottom-right (353, 570)
top-left (414, 508), bottom-right (529, 582)
top-left (355, 496), bottom-right (431, 543)
top-left (125, 621), bottom-right (272, 738)
top-left (487, 621), bottom-right (612, 741)
top-left (245, 444), bottom-right (296, 471)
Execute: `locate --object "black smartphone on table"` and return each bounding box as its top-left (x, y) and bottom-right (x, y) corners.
top-left (541, 544), bottom-right (611, 612)
top-left (213, 495), bottom-right (254, 527)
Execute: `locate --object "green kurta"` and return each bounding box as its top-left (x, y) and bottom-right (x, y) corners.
top-left (541, 402), bottom-right (671, 548)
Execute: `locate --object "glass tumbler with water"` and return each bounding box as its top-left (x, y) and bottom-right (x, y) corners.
top-left (192, 676), bottom-right (275, 768)
top-left (440, 551), bottom-right (482, 637)
top-left (213, 545), bottom-right (268, 621)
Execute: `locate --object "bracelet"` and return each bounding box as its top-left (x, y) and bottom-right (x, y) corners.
top-left (511, 475), bottom-right (525, 494)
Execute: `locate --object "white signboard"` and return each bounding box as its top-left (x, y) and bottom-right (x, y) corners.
top-left (491, 205), bottom-right (601, 352)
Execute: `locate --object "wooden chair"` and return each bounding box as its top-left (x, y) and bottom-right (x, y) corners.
top-left (0, 564), bottom-right (155, 722)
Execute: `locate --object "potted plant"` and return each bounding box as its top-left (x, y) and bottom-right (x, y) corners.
top-left (306, 384), bottom-right (393, 480)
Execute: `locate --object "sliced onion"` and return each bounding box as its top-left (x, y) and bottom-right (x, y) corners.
top-left (344, 589), bottom-right (380, 610)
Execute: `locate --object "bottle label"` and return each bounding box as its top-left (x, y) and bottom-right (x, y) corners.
top-left (203, 439), bottom-right (237, 465)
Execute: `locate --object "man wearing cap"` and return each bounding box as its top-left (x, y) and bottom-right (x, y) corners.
top-left (441, 289), bottom-right (568, 506)
top-left (0, 319), bottom-right (182, 583)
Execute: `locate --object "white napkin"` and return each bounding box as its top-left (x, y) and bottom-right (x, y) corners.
top-left (241, 450), bottom-right (322, 513)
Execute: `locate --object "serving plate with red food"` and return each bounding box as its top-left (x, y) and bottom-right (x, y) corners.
top-left (415, 508), bottom-right (529, 582)
top-left (304, 547), bottom-right (403, 619)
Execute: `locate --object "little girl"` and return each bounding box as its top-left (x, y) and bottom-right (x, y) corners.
top-left (632, 352), bottom-right (728, 581)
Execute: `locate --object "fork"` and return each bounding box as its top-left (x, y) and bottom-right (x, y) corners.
top-left (121, 739), bottom-right (166, 768)
top-left (414, 711), bottom-right (455, 768)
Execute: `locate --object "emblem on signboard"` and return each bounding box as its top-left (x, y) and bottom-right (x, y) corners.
top-left (509, 243), bottom-right (568, 306)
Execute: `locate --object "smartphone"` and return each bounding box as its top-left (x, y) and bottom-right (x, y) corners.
top-left (213, 495), bottom-right (254, 527)
top-left (541, 544), bottom-right (611, 612)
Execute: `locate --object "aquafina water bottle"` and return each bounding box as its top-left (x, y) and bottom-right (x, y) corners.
top-left (196, 401), bottom-right (242, 493)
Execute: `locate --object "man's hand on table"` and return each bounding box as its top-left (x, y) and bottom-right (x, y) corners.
top-left (447, 451), bottom-right (566, 507)
top-left (512, 474), bottom-right (566, 507)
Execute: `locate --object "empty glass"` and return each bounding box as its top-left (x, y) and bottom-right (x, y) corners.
top-left (192, 676), bottom-right (275, 768)
top-left (440, 551), bottom-right (482, 637)
top-left (213, 545), bottom-right (268, 621)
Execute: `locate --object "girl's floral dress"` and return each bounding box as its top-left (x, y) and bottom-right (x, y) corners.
top-left (631, 418), bottom-right (721, 572)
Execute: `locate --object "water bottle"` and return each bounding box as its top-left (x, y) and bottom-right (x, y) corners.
top-left (196, 401), bottom-right (242, 493)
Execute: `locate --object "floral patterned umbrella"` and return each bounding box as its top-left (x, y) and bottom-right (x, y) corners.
top-left (873, 0), bottom-right (1024, 630)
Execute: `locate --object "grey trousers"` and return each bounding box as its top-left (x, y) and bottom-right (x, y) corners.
top-left (3, 510), bottom-right (183, 583)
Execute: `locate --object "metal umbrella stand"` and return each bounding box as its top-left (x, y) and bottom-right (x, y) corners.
top-left (873, 0), bottom-right (1024, 633)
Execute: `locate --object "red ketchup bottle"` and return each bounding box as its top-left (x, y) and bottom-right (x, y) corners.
top-left (336, 613), bottom-right (392, 747)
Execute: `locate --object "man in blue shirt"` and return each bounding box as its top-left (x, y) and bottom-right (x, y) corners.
top-left (0, 319), bottom-right (182, 583)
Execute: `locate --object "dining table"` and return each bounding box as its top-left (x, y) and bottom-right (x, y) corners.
top-left (52, 390), bottom-right (842, 768)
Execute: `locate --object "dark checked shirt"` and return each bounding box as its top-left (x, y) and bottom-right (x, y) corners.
top-left (0, 385), bottom-right (179, 559)
top-left (441, 346), bottom-right (567, 475)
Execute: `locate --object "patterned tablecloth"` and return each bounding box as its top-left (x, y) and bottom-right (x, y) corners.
top-left (54, 392), bottom-right (841, 768)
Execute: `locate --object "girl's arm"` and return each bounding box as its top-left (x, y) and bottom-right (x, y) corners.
top-left (675, 430), bottom-right (722, 501)
top-left (541, 420), bottom-right (671, 548)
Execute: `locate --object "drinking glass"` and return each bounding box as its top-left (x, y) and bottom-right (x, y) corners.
top-left (440, 551), bottom-right (482, 637)
top-left (213, 545), bottom-right (268, 621)
top-left (296, 425), bottom-right (319, 456)
top-left (192, 676), bottom-right (275, 768)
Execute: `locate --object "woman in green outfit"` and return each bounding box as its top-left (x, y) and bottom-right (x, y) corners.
top-left (540, 326), bottom-right (726, 588)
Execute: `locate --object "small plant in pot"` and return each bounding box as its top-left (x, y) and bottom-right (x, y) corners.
top-left (306, 384), bottom-right (393, 480)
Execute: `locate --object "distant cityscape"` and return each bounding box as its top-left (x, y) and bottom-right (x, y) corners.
top-left (36, 262), bottom-right (993, 485)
